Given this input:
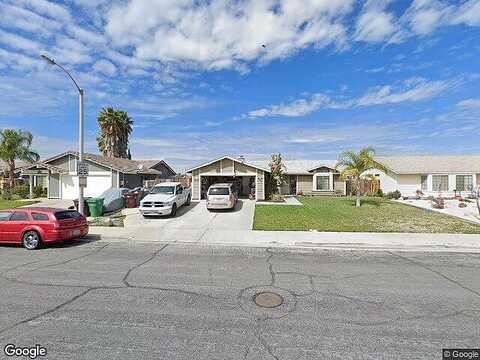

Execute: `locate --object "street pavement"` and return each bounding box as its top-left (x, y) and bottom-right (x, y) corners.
top-left (0, 240), bottom-right (479, 359)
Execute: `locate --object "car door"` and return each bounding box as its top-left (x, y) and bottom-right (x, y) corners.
top-left (176, 185), bottom-right (185, 205)
top-left (2, 211), bottom-right (30, 243)
top-left (0, 211), bottom-right (13, 242)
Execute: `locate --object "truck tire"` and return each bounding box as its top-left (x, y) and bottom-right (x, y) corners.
top-left (170, 203), bottom-right (177, 217)
top-left (186, 195), bottom-right (191, 206)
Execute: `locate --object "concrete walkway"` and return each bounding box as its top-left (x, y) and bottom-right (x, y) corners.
top-left (87, 227), bottom-right (480, 253)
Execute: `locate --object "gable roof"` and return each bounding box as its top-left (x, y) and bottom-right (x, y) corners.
top-left (22, 161), bottom-right (69, 174)
top-left (41, 151), bottom-right (175, 175)
top-left (375, 155), bottom-right (480, 174)
top-left (186, 156), bottom-right (270, 173)
top-left (249, 159), bottom-right (340, 175)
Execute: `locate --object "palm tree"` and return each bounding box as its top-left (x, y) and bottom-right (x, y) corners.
top-left (336, 147), bottom-right (387, 207)
top-left (0, 129), bottom-right (40, 188)
top-left (96, 107), bottom-right (134, 158)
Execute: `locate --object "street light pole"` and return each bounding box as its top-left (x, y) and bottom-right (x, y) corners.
top-left (41, 54), bottom-right (85, 215)
top-left (78, 88), bottom-right (85, 215)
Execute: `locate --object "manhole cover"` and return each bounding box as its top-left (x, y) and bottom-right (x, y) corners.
top-left (253, 291), bottom-right (284, 308)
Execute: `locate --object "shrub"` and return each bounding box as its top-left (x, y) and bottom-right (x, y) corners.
top-left (334, 189), bottom-right (344, 196)
top-left (432, 197), bottom-right (445, 209)
top-left (33, 186), bottom-right (47, 198)
top-left (375, 188), bottom-right (384, 197)
top-left (385, 190), bottom-right (401, 200)
top-left (11, 184), bottom-right (29, 199)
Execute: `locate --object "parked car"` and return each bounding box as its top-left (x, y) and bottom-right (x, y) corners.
top-left (0, 208), bottom-right (89, 250)
top-left (206, 183), bottom-right (237, 210)
top-left (139, 182), bottom-right (192, 217)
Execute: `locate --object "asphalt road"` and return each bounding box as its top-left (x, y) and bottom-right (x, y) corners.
top-left (0, 240), bottom-right (479, 360)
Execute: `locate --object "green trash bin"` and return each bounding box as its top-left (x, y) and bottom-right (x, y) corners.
top-left (86, 198), bottom-right (104, 217)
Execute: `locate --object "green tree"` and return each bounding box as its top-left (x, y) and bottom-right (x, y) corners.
top-left (269, 153), bottom-right (286, 196)
top-left (336, 147), bottom-right (387, 207)
top-left (96, 107), bottom-right (134, 158)
top-left (0, 129), bottom-right (40, 188)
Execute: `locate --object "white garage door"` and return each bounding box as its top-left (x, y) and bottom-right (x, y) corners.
top-left (60, 175), bottom-right (112, 200)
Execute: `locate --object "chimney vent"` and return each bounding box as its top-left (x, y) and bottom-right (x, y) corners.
top-left (238, 155), bottom-right (245, 163)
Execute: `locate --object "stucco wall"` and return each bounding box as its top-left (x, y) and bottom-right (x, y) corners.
top-left (297, 175), bottom-right (313, 193)
top-left (192, 170), bottom-right (200, 200)
top-left (256, 169), bottom-right (265, 200)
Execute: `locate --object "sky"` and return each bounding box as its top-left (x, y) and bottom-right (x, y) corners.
top-left (1, 0), bottom-right (480, 172)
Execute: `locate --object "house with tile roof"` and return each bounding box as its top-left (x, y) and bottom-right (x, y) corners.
top-left (21, 151), bottom-right (176, 200)
top-left (368, 156), bottom-right (480, 197)
top-left (186, 154), bottom-right (480, 201)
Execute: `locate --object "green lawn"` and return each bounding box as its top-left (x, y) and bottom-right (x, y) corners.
top-left (0, 200), bottom-right (38, 210)
top-left (254, 196), bottom-right (480, 233)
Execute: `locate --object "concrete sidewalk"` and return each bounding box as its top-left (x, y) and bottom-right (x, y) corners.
top-left (86, 226), bottom-right (480, 252)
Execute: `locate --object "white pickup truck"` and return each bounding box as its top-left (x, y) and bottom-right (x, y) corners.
top-left (139, 182), bottom-right (191, 217)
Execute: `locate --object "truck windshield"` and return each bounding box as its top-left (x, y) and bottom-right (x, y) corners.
top-left (150, 186), bottom-right (175, 195)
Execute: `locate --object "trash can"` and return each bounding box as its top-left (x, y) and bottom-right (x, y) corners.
top-left (73, 197), bottom-right (91, 217)
top-left (86, 198), bottom-right (104, 217)
top-left (124, 193), bottom-right (138, 208)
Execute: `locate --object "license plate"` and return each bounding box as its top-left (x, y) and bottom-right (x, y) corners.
top-left (72, 229), bottom-right (81, 236)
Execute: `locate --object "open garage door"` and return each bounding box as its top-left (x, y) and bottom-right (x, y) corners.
top-left (200, 175), bottom-right (256, 200)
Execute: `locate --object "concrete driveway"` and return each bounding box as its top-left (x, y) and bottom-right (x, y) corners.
top-left (122, 199), bottom-right (255, 242)
top-left (20, 198), bottom-right (73, 209)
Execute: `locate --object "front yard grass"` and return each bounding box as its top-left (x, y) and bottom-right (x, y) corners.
top-left (0, 200), bottom-right (38, 209)
top-left (254, 196), bottom-right (480, 233)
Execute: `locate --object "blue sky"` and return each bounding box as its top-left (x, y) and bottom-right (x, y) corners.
top-left (1, 0), bottom-right (480, 172)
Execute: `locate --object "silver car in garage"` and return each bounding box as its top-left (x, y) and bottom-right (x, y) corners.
top-left (206, 183), bottom-right (237, 210)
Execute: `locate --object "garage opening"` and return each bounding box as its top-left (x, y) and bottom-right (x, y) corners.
top-left (201, 176), bottom-right (256, 199)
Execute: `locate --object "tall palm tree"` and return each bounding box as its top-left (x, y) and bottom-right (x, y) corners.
top-left (96, 107), bottom-right (134, 158)
top-left (336, 147), bottom-right (387, 207)
top-left (0, 129), bottom-right (40, 188)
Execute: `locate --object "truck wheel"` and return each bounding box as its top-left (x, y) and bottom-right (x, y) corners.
top-left (186, 195), bottom-right (191, 206)
top-left (170, 203), bottom-right (177, 217)
top-left (23, 231), bottom-right (41, 250)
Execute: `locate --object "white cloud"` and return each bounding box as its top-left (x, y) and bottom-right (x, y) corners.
top-left (92, 59), bottom-right (117, 76)
top-left (401, 0), bottom-right (452, 36)
top-left (354, 0), bottom-right (401, 43)
top-left (248, 93), bottom-right (331, 118)
top-left (105, 0), bottom-right (353, 71)
top-left (247, 77), bottom-right (455, 118)
top-left (457, 98), bottom-right (480, 109)
top-left (356, 77), bottom-right (453, 106)
top-left (451, 0), bottom-right (480, 26)
top-left (0, 29), bottom-right (43, 53)
top-left (14, 0), bottom-right (71, 22)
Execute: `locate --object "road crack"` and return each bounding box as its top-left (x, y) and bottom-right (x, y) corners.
top-left (388, 251), bottom-right (480, 298)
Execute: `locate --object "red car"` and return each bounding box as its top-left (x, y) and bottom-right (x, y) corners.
top-left (0, 207), bottom-right (89, 250)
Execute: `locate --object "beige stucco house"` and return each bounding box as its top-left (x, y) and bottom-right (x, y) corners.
top-left (186, 156), bottom-right (346, 201)
top-left (370, 155), bottom-right (480, 197)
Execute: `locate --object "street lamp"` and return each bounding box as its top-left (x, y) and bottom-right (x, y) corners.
top-left (41, 54), bottom-right (85, 215)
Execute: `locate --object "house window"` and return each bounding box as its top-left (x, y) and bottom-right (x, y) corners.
top-left (432, 175), bottom-right (448, 192)
top-left (421, 175), bottom-right (428, 191)
top-left (456, 175), bottom-right (473, 192)
top-left (316, 175), bottom-right (330, 191)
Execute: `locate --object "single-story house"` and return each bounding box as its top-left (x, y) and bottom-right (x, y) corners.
top-left (187, 154), bottom-right (480, 201)
top-left (186, 156), bottom-right (346, 201)
top-left (369, 155), bottom-right (480, 197)
top-left (21, 151), bottom-right (176, 200)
